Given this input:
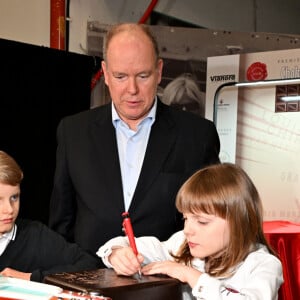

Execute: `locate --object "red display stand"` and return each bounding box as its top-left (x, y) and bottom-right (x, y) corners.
top-left (263, 220), bottom-right (300, 300)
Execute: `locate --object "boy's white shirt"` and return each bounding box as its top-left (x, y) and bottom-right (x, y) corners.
top-left (97, 230), bottom-right (283, 300)
top-left (0, 224), bottom-right (16, 255)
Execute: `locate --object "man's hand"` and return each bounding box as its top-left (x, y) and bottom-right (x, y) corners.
top-left (1, 267), bottom-right (31, 280)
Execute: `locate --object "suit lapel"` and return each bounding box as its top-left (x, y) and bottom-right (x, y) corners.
top-left (90, 105), bottom-right (125, 211)
top-left (130, 101), bottom-right (177, 211)
top-left (88, 102), bottom-right (178, 213)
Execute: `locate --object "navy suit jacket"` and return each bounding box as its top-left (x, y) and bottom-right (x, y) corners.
top-left (49, 100), bottom-right (220, 252)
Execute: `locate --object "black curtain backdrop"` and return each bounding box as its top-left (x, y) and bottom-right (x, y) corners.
top-left (0, 38), bottom-right (95, 224)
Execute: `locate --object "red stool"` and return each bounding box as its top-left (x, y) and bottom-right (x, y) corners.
top-left (263, 221), bottom-right (300, 300)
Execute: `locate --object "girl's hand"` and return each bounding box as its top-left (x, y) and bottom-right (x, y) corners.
top-left (109, 247), bottom-right (144, 276)
top-left (1, 267), bottom-right (31, 280)
top-left (142, 261), bottom-right (202, 288)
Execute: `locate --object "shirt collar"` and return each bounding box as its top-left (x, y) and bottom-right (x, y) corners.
top-left (112, 97), bottom-right (157, 128)
top-left (0, 224), bottom-right (17, 241)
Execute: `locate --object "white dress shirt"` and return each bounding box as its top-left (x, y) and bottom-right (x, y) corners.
top-left (0, 224), bottom-right (17, 256)
top-left (112, 100), bottom-right (156, 211)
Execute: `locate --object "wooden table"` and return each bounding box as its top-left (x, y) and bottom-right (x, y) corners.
top-left (44, 268), bottom-right (182, 300)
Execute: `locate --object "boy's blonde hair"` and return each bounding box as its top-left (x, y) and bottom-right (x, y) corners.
top-left (0, 150), bottom-right (23, 185)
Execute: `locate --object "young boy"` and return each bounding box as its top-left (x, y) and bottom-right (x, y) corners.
top-left (0, 150), bottom-right (102, 282)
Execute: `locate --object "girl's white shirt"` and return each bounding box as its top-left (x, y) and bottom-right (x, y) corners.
top-left (97, 230), bottom-right (283, 300)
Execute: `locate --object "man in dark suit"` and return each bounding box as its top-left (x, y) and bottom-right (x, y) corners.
top-left (49, 23), bottom-right (220, 253)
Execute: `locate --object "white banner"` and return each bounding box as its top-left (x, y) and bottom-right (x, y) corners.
top-left (206, 49), bottom-right (300, 222)
top-left (206, 55), bottom-right (240, 163)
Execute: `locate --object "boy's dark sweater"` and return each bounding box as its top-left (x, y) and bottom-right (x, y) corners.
top-left (0, 219), bottom-right (103, 282)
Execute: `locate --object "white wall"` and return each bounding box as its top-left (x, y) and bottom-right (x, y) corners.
top-left (0, 0), bottom-right (299, 54)
top-left (0, 0), bottom-right (50, 47)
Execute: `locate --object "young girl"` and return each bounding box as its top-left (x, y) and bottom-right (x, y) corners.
top-left (97, 163), bottom-right (283, 299)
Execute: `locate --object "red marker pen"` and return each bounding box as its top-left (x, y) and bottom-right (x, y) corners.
top-left (122, 212), bottom-right (141, 277)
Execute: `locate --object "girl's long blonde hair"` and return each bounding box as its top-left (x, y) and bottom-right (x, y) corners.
top-left (174, 163), bottom-right (275, 277)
